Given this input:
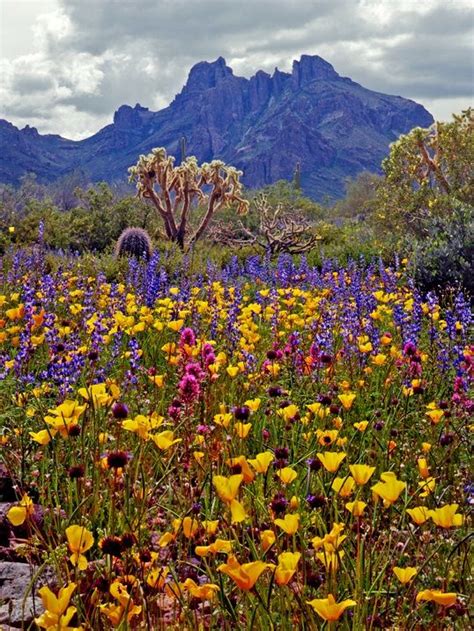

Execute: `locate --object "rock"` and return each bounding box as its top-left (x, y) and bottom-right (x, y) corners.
top-left (0, 597), bottom-right (43, 627)
top-left (0, 54), bottom-right (434, 200)
top-left (0, 562), bottom-right (53, 629)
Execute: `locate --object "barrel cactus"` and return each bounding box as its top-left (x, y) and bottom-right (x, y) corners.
top-left (115, 227), bottom-right (152, 260)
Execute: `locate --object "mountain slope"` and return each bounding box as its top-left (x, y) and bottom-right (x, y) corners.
top-left (0, 55), bottom-right (433, 200)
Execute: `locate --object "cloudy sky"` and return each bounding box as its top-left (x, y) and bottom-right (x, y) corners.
top-left (0, 0), bottom-right (472, 140)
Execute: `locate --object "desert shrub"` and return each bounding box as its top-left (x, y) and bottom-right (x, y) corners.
top-left (408, 203), bottom-right (474, 295)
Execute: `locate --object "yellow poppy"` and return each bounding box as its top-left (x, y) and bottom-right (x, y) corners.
top-left (307, 593), bottom-right (356, 621)
top-left (249, 451), bottom-right (274, 474)
top-left (406, 506), bottom-right (430, 525)
top-left (274, 513), bottom-right (300, 535)
top-left (65, 525), bottom-right (94, 570)
top-left (34, 583), bottom-right (77, 630)
top-left (349, 464), bottom-right (376, 485)
top-left (7, 493), bottom-right (34, 526)
top-left (218, 556), bottom-right (272, 590)
top-left (276, 467), bottom-right (298, 484)
top-left (317, 452), bottom-right (346, 473)
top-left (428, 504), bottom-right (463, 528)
top-left (275, 551), bottom-right (301, 585)
top-left (416, 589), bottom-right (457, 607)
top-left (393, 566), bottom-right (417, 584)
top-left (345, 501), bottom-right (367, 517)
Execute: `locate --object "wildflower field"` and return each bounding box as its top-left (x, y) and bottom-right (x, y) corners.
top-left (0, 248), bottom-right (472, 630)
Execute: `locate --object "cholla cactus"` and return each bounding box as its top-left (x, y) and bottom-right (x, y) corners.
top-left (115, 227), bottom-right (152, 260)
top-left (128, 148), bottom-right (249, 249)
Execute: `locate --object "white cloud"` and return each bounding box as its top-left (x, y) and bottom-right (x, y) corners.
top-left (0, 0), bottom-right (472, 138)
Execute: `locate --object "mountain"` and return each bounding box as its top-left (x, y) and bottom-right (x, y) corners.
top-left (0, 55), bottom-right (433, 200)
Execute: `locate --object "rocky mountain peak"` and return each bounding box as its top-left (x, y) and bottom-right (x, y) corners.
top-left (183, 56), bottom-right (234, 93)
top-left (113, 104), bottom-right (151, 129)
top-left (292, 54), bottom-right (339, 88)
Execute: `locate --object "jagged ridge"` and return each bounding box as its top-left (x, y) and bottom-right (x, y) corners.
top-left (0, 55), bottom-right (433, 200)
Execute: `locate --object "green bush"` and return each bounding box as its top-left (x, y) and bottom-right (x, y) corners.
top-left (408, 203), bottom-right (473, 294)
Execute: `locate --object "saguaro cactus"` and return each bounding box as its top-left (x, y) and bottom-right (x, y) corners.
top-left (293, 161), bottom-right (302, 191)
top-left (128, 148), bottom-right (249, 249)
top-left (115, 227), bottom-right (152, 260)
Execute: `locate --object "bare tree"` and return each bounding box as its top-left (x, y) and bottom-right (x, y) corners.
top-left (128, 147), bottom-right (249, 249)
top-left (210, 192), bottom-right (320, 256)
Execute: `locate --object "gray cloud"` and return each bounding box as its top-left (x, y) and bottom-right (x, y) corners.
top-left (0, 0), bottom-right (472, 139)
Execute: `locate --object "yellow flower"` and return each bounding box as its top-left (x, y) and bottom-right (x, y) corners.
top-left (181, 578), bottom-right (220, 600)
top-left (122, 413), bottom-right (163, 440)
top-left (226, 365), bottom-right (240, 377)
top-left (338, 393), bottom-right (356, 410)
top-left (168, 319), bottom-right (183, 331)
top-left (371, 353), bottom-right (387, 366)
top-left (30, 429), bottom-right (56, 445)
top-left (65, 525), bottom-right (94, 570)
top-left (101, 581), bottom-right (142, 625)
top-left (227, 455), bottom-right (255, 483)
top-left (234, 422), bottom-right (252, 438)
top-left (218, 556), bottom-right (272, 590)
top-left (290, 495), bottom-right (299, 510)
top-left (317, 452), bottom-right (346, 473)
top-left (307, 402), bottom-right (325, 417)
top-left (276, 467), bottom-right (297, 484)
top-left (44, 400), bottom-right (86, 438)
top-left (418, 476), bottom-right (436, 497)
top-left (151, 430), bottom-right (182, 450)
top-left (8, 226), bottom-right (15, 234)
top-left (249, 451), bottom-right (274, 474)
top-left (78, 383), bottom-right (109, 407)
top-left (213, 474), bottom-right (243, 503)
top-left (278, 404), bottom-right (299, 422)
top-left (173, 516), bottom-right (200, 539)
top-left (406, 506), bottom-right (430, 525)
top-left (349, 464), bottom-right (376, 485)
top-left (274, 513), bottom-right (300, 535)
top-left (371, 472), bottom-right (406, 507)
top-left (311, 523), bottom-right (346, 552)
top-left (195, 539), bottom-right (233, 557)
top-left (353, 421), bottom-right (368, 432)
top-left (213, 412), bottom-right (232, 428)
top-left (426, 409), bottom-right (444, 424)
top-left (345, 501), bottom-right (367, 517)
top-left (307, 593), bottom-right (356, 621)
top-left (393, 566), bottom-right (417, 585)
top-left (416, 590), bottom-right (457, 607)
top-left (316, 550), bottom-right (345, 572)
top-left (244, 398), bottom-right (261, 412)
top-left (421, 442), bottom-right (431, 453)
top-left (230, 499), bottom-right (248, 523)
top-left (158, 532), bottom-right (175, 547)
top-left (202, 520), bottom-right (220, 535)
top-left (316, 429), bottom-right (339, 446)
top-left (331, 476), bottom-right (355, 498)
top-left (34, 583), bottom-right (79, 630)
top-left (417, 458), bottom-right (430, 479)
top-left (149, 374), bottom-right (165, 387)
top-left (7, 493), bottom-right (34, 526)
top-left (260, 529), bottom-right (276, 551)
top-left (428, 504), bottom-right (463, 528)
top-left (275, 551), bottom-right (301, 585)
top-left (146, 566), bottom-right (169, 589)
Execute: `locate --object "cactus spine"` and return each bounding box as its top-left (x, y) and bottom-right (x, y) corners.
top-left (115, 227), bottom-right (152, 260)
